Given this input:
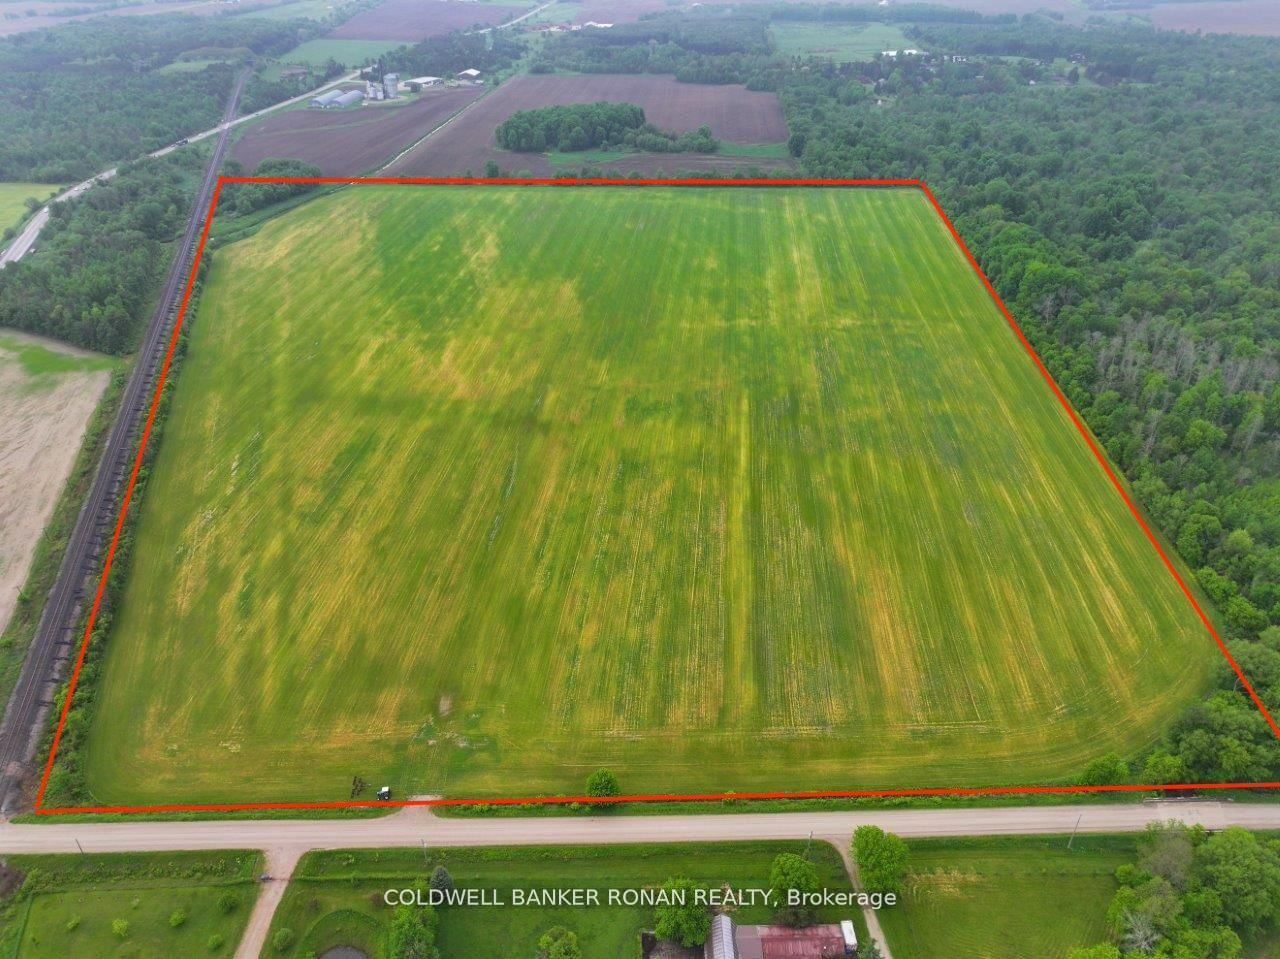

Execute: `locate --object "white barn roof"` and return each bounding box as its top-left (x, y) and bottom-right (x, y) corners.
top-left (706, 914), bottom-right (737, 959)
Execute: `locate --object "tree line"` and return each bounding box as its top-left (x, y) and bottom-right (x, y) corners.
top-left (0, 151), bottom-right (205, 354)
top-left (0, 14), bottom-right (319, 181)
top-left (531, 10), bottom-right (1280, 783)
top-left (496, 102), bottom-right (718, 154)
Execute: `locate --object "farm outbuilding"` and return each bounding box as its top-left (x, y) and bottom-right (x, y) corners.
top-left (331, 90), bottom-right (365, 108)
top-left (310, 89), bottom-right (344, 108)
top-left (705, 915), bottom-right (856, 959)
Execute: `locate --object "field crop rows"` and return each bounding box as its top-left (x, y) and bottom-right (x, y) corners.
top-left (386, 73), bottom-right (794, 177)
top-left (231, 87), bottom-right (484, 176)
top-left (77, 185), bottom-right (1217, 805)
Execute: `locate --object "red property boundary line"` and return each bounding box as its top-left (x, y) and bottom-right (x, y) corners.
top-left (33, 177), bottom-right (1280, 816)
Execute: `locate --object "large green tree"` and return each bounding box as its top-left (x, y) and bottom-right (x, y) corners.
top-left (853, 826), bottom-right (909, 895)
top-left (653, 877), bottom-right (711, 947)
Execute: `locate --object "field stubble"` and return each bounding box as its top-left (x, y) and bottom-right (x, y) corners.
top-left (78, 185), bottom-right (1217, 804)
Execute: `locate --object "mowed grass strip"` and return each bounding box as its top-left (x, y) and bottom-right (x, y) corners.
top-left (81, 186), bottom-right (1217, 804)
top-left (877, 836), bottom-right (1131, 959)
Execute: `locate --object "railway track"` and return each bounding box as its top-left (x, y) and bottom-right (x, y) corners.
top-left (0, 71), bottom-right (248, 815)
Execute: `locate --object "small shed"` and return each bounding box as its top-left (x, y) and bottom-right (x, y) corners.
top-left (457, 68), bottom-right (482, 79)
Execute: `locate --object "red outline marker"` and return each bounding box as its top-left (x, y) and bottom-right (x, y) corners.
top-left (34, 178), bottom-right (1280, 816)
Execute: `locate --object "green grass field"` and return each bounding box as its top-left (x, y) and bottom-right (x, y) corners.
top-left (266, 842), bottom-right (866, 959)
top-left (79, 185), bottom-right (1218, 805)
top-left (878, 835), bottom-right (1130, 958)
top-left (770, 21), bottom-right (911, 62)
top-left (0, 851), bottom-right (261, 959)
top-left (279, 37), bottom-right (405, 68)
top-left (0, 183), bottom-right (61, 235)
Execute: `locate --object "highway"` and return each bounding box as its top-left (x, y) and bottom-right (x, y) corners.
top-left (0, 71), bottom-right (248, 814)
top-left (0, 69), bottom-right (358, 271)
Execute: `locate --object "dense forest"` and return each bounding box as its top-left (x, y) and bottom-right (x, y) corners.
top-left (0, 14), bottom-right (316, 180)
top-left (540, 11), bottom-right (1280, 785)
top-left (496, 102), bottom-right (718, 154)
top-left (0, 150), bottom-right (204, 352)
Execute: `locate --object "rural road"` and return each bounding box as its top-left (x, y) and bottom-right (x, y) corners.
top-left (4, 799), bottom-right (1276, 958)
top-left (0, 70), bottom-right (358, 270)
top-left (3, 799), bottom-right (1279, 856)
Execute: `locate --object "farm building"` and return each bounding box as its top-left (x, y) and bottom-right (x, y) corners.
top-left (330, 90), bottom-right (365, 108)
top-left (704, 915), bottom-right (857, 959)
top-left (384, 72), bottom-right (400, 99)
top-left (457, 68), bottom-right (482, 80)
top-left (310, 89), bottom-right (344, 108)
top-left (407, 76), bottom-right (442, 86)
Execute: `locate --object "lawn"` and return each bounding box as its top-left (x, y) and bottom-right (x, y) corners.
top-left (770, 21), bottom-right (911, 62)
top-left (78, 184), bottom-right (1218, 805)
top-left (0, 851), bottom-right (261, 959)
top-left (0, 183), bottom-right (61, 235)
top-left (279, 37), bottom-right (405, 68)
top-left (877, 835), bottom-right (1130, 958)
top-left (265, 841), bottom-right (866, 959)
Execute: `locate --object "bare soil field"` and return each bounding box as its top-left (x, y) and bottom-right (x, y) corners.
top-left (232, 87), bottom-right (484, 175)
top-left (1146, 0), bottom-right (1280, 36)
top-left (329, 0), bottom-right (529, 41)
top-left (0, 332), bottom-right (111, 638)
top-left (388, 73), bottom-right (792, 176)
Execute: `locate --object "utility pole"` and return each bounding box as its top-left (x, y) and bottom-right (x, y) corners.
top-left (1067, 813), bottom-right (1083, 850)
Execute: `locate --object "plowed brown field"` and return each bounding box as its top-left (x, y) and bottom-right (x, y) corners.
top-left (388, 73), bottom-right (792, 176)
top-left (232, 88), bottom-right (484, 175)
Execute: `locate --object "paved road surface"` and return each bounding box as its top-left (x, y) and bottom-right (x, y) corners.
top-left (2, 799), bottom-right (1277, 857)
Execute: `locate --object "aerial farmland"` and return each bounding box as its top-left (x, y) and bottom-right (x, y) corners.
top-left (75, 184), bottom-right (1218, 805)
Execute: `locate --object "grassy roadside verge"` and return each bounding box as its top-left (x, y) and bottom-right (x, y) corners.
top-left (878, 834), bottom-right (1131, 959)
top-left (267, 841), bottom-right (871, 959)
top-left (0, 850), bottom-right (262, 959)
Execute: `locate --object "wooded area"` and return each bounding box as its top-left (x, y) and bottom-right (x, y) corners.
top-left (0, 15), bottom-right (317, 181)
top-left (495, 102), bottom-right (718, 154)
top-left (535, 10), bottom-right (1280, 785)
